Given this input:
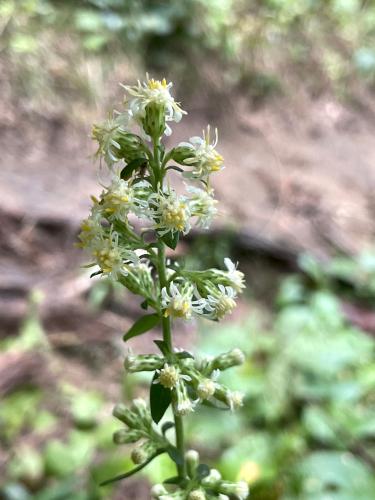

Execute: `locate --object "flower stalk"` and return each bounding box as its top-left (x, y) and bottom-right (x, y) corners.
top-left (80, 75), bottom-right (248, 498)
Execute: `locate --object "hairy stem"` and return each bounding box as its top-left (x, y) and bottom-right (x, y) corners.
top-left (154, 136), bottom-right (186, 479)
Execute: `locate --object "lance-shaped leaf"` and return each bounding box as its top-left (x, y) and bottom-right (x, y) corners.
top-left (150, 373), bottom-right (171, 424)
top-left (123, 314), bottom-right (160, 342)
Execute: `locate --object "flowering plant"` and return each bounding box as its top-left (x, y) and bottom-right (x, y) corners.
top-left (80, 76), bottom-right (248, 499)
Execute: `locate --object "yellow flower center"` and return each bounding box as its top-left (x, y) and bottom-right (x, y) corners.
top-left (161, 203), bottom-right (187, 232)
top-left (148, 78), bottom-right (168, 90)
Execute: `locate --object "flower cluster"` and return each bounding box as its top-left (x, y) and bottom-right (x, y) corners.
top-left (80, 76), bottom-right (249, 498)
top-left (123, 347), bottom-right (245, 416)
top-left (151, 450), bottom-right (249, 499)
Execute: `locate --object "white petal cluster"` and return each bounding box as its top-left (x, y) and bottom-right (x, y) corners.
top-left (205, 285), bottom-right (238, 320)
top-left (148, 189), bottom-right (191, 236)
top-left (179, 126), bottom-right (224, 180)
top-left (162, 282), bottom-right (205, 320)
top-left (92, 112), bottom-right (129, 165)
top-left (187, 185), bottom-right (218, 229)
top-left (91, 232), bottom-right (139, 280)
top-left (122, 76), bottom-right (186, 136)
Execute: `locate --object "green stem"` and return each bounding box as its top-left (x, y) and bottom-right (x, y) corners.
top-left (154, 136), bottom-right (186, 479)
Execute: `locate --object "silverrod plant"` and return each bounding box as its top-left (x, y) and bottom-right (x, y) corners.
top-left (79, 76), bottom-right (248, 499)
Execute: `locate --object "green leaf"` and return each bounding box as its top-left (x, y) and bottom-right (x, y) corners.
top-left (120, 158), bottom-right (147, 180)
top-left (140, 300), bottom-right (149, 310)
top-left (176, 350), bottom-right (194, 360)
top-left (150, 374), bottom-right (171, 424)
top-left (153, 339), bottom-right (169, 356)
top-left (161, 231), bottom-right (179, 250)
top-left (99, 450), bottom-right (163, 486)
top-left (123, 314), bottom-right (160, 341)
top-left (163, 476), bottom-right (183, 485)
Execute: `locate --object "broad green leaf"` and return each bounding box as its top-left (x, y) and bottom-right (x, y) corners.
top-left (123, 314), bottom-right (160, 341)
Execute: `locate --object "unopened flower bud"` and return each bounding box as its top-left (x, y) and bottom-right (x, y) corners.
top-left (151, 484), bottom-right (168, 498)
top-left (113, 428), bottom-right (142, 444)
top-left (131, 440), bottom-right (157, 465)
top-left (125, 354), bottom-right (164, 373)
top-left (188, 490), bottom-right (206, 500)
top-left (143, 102), bottom-right (166, 139)
top-left (212, 349), bottom-right (245, 371)
top-left (218, 480), bottom-right (249, 499)
top-left (202, 468), bottom-right (222, 486)
top-left (130, 398), bottom-right (152, 428)
top-left (116, 132), bottom-right (146, 164)
top-left (112, 403), bottom-right (137, 428)
top-left (185, 449), bottom-right (199, 478)
top-left (197, 378), bottom-right (216, 399)
top-left (171, 145), bottom-right (195, 164)
top-left (226, 391), bottom-right (244, 411)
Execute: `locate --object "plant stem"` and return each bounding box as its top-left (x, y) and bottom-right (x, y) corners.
top-left (154, 136), bottom-right (186, 479)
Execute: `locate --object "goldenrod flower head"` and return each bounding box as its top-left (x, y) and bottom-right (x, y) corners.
top-left (180, 125), bottom-right (224, 180)
top-left (77, 203), bottom-right (105, 250)
top-left (92, 112), bottom-right (129, 166)
top-left (91, 232), bottom-right (138, 279)
top-left (206, 285), bottom-right (238, 320)
top-left (187, 185), bottom-right (218, 229)
top-left (175, 379), bottom-right (196, 416)
top-left (188, 490), bottom-right (206, 500)
top-left (122, 75), bottom-right (186, 136)
top-left (197, 378), bottom-right (216, 399)
top-left (223, 258), bottom-right (246, 292)
top-left (162, 282), bottom-right (205, 320)
top-left (149, 189), bottom-right (191, 236)
top-left (226, 390), bottom-right (244, 411)
top-left (155, 363), bottom-right (180, 389)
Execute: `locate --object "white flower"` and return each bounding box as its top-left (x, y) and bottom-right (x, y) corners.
top-left (100, 177), bottom-right (135, 220)
top-left (151, 484), bottom-right (168, 498)
top-left (205, 285), bottom-right (238, 320)
top-left (187, 185), bottom-right (218, 229)
top-left (202, 468), bottom-right (222, 486)
top-left (234, 481), bottom-right (249, 499)
top-left (223, 258), bottom-right (246, 292)
top-left (78, 202), bottom-right (106, 250)
top-left (91, 231), bottom-right (138, 280)
top-left (226, 390), bottom-right (244, 411)
top-left (162, 282), bottom-right (205, 320)
top-left (92, 112), bottom-right (129, 166)
top-left (148, 188), bottom-right (191, 236)
top-left (180, 125), bottom-right (224, 179)
top-left (175, 379), bottom-right (196, 416)
top-left (154, 364), bottom-right (180, 389)
top-left (122, 75), bottom-right (186, 136)
top-left (197, 378), bottom-right (217, 399)
top-left (188, 490), bottom-right (206, 500)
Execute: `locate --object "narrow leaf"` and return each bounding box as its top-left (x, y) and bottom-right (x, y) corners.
top-left (176, 351), bottom-right (194, 360)
top-left (90, 270), bottom-right (103, 278)
top-left (140, 300), bottom-right (148, 310)
top-left (99, 450), bottom-right (163, 486)
top-left (120, 158), bottom-right (147, 180)
top-left (123, 314), bottom-right (160, 342)
top-left (163, 476), bottom-right (183, 485)
top-left (166, 165), bottom-right (184, 173)
top-left (153, 339), bottom-right (169, 356)
top-left (150, 374), bottom-right (171, 424)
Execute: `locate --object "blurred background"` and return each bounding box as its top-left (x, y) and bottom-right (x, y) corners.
top-left (1, 0), bottom-right (375, 498)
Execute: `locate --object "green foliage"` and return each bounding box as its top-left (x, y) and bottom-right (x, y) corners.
top-left (191, 279), bottom-right (375, 499)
